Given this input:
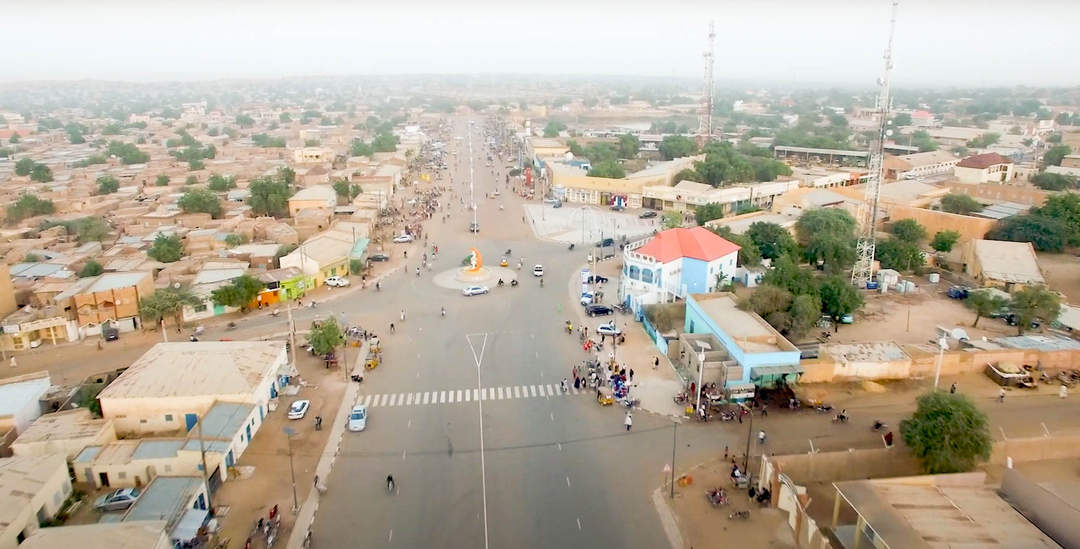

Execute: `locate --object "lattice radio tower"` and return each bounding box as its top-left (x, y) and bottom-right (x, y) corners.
top-left (852, 2), bottom-right (899, 287)
top-left (698, 20), bottom-right (715, 139)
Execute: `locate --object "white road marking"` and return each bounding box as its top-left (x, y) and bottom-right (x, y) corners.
top-left (566, 476), bottom-right (572, 487)
top-left (407, 420), bottom-right (411, 429)
top-left (406, 393), bottom-right (414, 406)
top-left (440, 391), bottom-right (447, 403)
top-left (388, 529), bottom-right (393, 543)
top-left (456, 390), bottom-right (463, 402)
top-left (529, 385), bottom-right (537, 397)
top-left (550, 412), bottom-right (555, 421)
top-left (557, 443), bottom-right (562, 451)
top-left (423, 392), bottom-right (430, 405)
top-left (402, 449), bottom-right (406, 460)
top-left (497, 387), bottom-right (504, 400)
top-left (513, 386), bottom-right (521, 398)
top-left (577, 518), bottom-right (582, 530)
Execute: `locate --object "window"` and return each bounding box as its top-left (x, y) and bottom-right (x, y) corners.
top-left (118, 472), bottom-right (127, 479)
top-left (164, 465), bottom-right (172, 472)
top-left (139, 419), bottom-right (147, 423)
top-left (641, 269), bottom-right (654, 284)
top-left (165, 414), bottom-right (173, 422)
top-left (194, 304), bottom-right (207, 313)
top-left (628, 265), bottom-right (640, 280)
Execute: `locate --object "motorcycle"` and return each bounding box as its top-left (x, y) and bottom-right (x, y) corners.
top-left (833, 413), bottom-right (848, 424)
top-left (728, 509), bottom-right (750, 520)
top-left (814, 404), bottom-right (833, 414)
top-left (706, 488), bottom-right (728, 507)
top-left (872, 420), bottom-right (888, 432)
top-left (510, 279), bottom-right (518, 287)
top-left (719, 410), bottom-right (736, 422)
top-left (566, 321), bottom-right (573, 335)
top-left (497, 279), bottom-right (505, 287)
top-left (568, 243), bottom-right (575, 251)
top-left (673, 392), bottom-right (688, 405)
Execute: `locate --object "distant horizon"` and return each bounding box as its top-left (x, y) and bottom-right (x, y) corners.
top-left (2, 1), bottom-right (1078, 88)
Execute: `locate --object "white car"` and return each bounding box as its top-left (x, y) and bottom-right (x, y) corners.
top-left (287, 400), bottom-right (310, 420)
top-left (325, 276), bottom-right (350, 288)
top-left (581, 292), bottom-right (595, 306)
top-left (348, 404), bottom-right (368, 432)
top-left (532, 265), bottom-right (544, 277)
top-left (463, 285), bottom-right (489, 296)
top-left (596, 323), bottom-right (622, 337)
top-left (392, 234), bottom-right (414, 243)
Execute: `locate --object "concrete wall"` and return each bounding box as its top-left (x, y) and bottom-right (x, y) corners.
top-left (884, 204), bottom-right (998, 244)
top-left (0, 454), bottom-right (72, 549)
top-left (1000, 467), bottom-right (1080, 549)
top-left (944, 181), bottom-right (1047, 207)
top-left (685, 295), bottom-right (801, 384)
top-left (12, 421), bottom-right (117, 461)
top-left (77, 447), bottom-right (215, 489)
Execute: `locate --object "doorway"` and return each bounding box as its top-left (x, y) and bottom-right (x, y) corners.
top-left (98, 472), bottom-right (110, 487)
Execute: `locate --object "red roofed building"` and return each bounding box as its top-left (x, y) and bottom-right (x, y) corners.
top-left (620, 227), bottom-right (740, 307)
top-left (955, 152), bottom-right (1014, 184)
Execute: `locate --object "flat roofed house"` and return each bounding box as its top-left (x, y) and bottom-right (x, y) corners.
top-left (11, 408), bottom-right (116, 460)
top-left (0, 454), bottom-right (72, 549)
top-left (19, 521), bottom-right (170, 549)
top-left (97, 341), bottom-right (286, 436)
top-left (52, 271), bottom-right (154, 332)
top-left (287, 184), bottom-right (336, 217)
top-left (962, 239), bottom-right (1045, 291)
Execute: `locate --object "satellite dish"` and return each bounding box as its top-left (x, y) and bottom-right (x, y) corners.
top-left (886, 130), bottom-right (894, 137)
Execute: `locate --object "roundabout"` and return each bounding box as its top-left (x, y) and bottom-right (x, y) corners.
top-left (431, 247), bottom-right (519, 290)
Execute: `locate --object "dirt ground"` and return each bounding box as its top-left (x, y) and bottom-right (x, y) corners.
top-left (668, 457), bottom-right (795, 549)
top-left (1037, 252), bottom-right (1080, 304)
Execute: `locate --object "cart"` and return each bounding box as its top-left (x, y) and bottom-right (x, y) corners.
top-left (596, 387), bottom-right (614, 406)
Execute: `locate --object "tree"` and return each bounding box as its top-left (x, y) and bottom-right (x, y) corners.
top-left (1035, 193), bottom-right (1080, 246)
top-left (892, 113), bottom-right (912, 126)
top-left (30, 164), bottom-right (53, 182)
top-left (224, 233), bottom-right (248, 248)
top-left (106, 141), bottom-right (149, 164)
top-left (964, 290), bottom-right (1008, 328)
top-left (900, 392), bottom-right (991, 474)
top-left (185, 175), bottom-right (198, 186)
top-left (207, 173), bottom-right (237, 191)
top-left (988, 214), bottom-right (1069, 252)
top-left (543, 121), bottom-right (566, 137)
top-left (707, 226), bottom-right (761, 267)
top-left (155, 175), bottom-right (170, 186)
top-left (694, 203), bottom-right (725, 226)
top-left (349, 139), bottom-right (374, 157)
top-left (940, 193), bottom-right (982, 215)
top-left (14, 158), bottom-right (34, 176)
top-left (307, 316), bottom-right (345, 356)
top-left (966, 132), bottom-right (1000, 148)
top-left (910, 130), bottom-right (938, 152)
top-left (617, 134), bottom-right (640, 159)
top-left (178, 188), bottom-right (223, 218)
top-left (248, 176), bottom-right (291, 217)
top-left (210, 274), bottom-right (264, 311)
top-left (875, 237), bottom-right (924, 272)
top-left (188, 159), bottom-right (205, 171)
top-left (252, 133), bottom-right (286, 147)
top-left (79, 260), bottom-right (104, 278)
top-left (147, 234), bottom-right (183, 263)
top-left (1030, 172), bottom-right (1077, 191)
top-left (1009, 286), bottom-right (1061, 335)
top-left (659, 135), bottom-right (698, 160)
top-left (567, 140), bottom-right (585, 157)
top-left (371, 132), bottom-right (399, 152)
top-left (819, 275), bottom-right (863, 331)
top-left (96, 175), bottom-right (120, 195)
top-left (803, 234), bottom-right (856, 274)
top-left (762, 255), bottom-right (818, 297)
top-left (673, 168), bottom-right (703, 183)
top-left (6, 195), bottom-right (55, 224)
top-left (279, 112), bottom-right (292, 123)
top-left (789, 294), bottom-right (823, 339)
top-left (890, 219), bottom-right (927, 243)
top-left (746, 222), bottom-right (797, 260)
top-left (235, 114), bottom-right (255, 128)
top-left (138, 287), bottom-right (202, 329)
top-left (741, 285), bottom-right (792, 318)
top-left (930, 230), bottom-right (960, 253)
top-left (662, 211), bottom-right (683, 229)
top-left (1044, 144), bottom-right (1071, 167)
top-left (794, 208), bottom-right (856, 245)
top-left (587, 160), bottom-right (625, 179)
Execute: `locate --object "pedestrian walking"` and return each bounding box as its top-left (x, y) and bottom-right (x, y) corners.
top-left (9, 356), bottom-right (15, 369)
top-left (314, 475), bottom-right (319, 488)
top-left (998, 388), bottom-right (1006, 403)
top-left (1060, 385), bottom-right (1069, 399)
top-left (724, 445), bottom-right (729, 460)
top-left (949, 382), bottom-right (957, 394)
top-left (629, 368), bottom-right (634, 381)
top-left (758, 430), bottom-right (766, 444)
top-left (400, 309), bottom-right (406, 322)
top-left (389, 322), bottom-right (395, 333)
top-left (654, 356), bottom-right (660, 369)
top-left (624, 412), bottom-right (633, 431)
top-left (761, 405), bottom-right (768, 417)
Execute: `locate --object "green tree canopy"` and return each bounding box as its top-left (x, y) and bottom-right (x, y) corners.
top-left (940, 193), bottom-right (983, 215)
top-left (44, 216), bottom-right (110, 243)
top-left (248, 174), bottom-right (292, 217)
top-left (14, 158), bottom-right (34, 176)
top-left (802, 234), bottom-right (856, 274)
top-left (964, 289), bottom-right (1009, 328)
top-left (890, 218), bottom-right (927, 243)
top-left (987, 214), bottom-right (1069, 252)
top-left (892, 113), bottom-right (912, 126)
top-left (694, 203), bottom-right (725, 226)
top-left (617, 134), bottom-right (640, 159)
top-left (1009, 286), bottom-right (1061, 335)
top-left (30, 164), bottom-right (53, 182)
top-left (967, 132), bottom-right (1000, 148)
top-left (567, 140), bottom-right (585, 157)
top-left (307, 316), bottom-right (345, 356)
top-left (746, 222), bottom-right (797, 260)
top-left (138, 286), bottom-right (202, 328)
top-left (178, 188), bottom-right (223, 218)
top-left (707, 226), bottom-right (761, 267)
top-left (349, 138), bottom-right (374, 157)
top-left (235, 114), bottom-right (256, 128)
top-left (252, 133), bottom-right (286, 148)
top-left (106, 141), bottom-right (149, 164)
top-left (1035, 193), bottom-right (1080, 246)
top-left (930, 230), bottom-right (960, 253)
top-left (6, 195), bottom-right (55, 224)
top-left (661, 211), bottom-right (683, 229)
top-left (794, 208), bottom-right (856, 245)
top-left (875, 237), bottom-right (924, 272)
top-left (155, 175), bottom-right (171, 186)
top-left (371, 132), bottom-right (399, 152)
top-left (147, 234), bottom-right (183, 263)
top-left (207, 174), bottom-right (237, 191)
top-left (910, 130), bottom-right (938, 152)
top-left (1043, 144), bottom-right (1071, 167)
top-left (543, 121), bottom-right (567, 137)
top-left (659, 135), bottom-right (698, 160)
top-left (1030, 172), bottom-right (1077, 191)
top-left (210, 274), bottom-right (264, 310)
top-left (673, 168), bottom-right (703, 184)
top-left (96, 175), bottom-right (120, 195)
top-left (79, 260), bottom-right (104, 278)
top-left (587, 160), bottom-right (625, 179)
top-left (762, 255), bottom-right (818, 297)
top-left (819, 275), bottom-right (863, 330)
top-left (900, 392), bottom-right (992, 474)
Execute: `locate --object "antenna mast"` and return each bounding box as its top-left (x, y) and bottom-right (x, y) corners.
top-left (852, 2), bottom-right (898, 287)
top-left (699, 20), bottom-right (716, 139)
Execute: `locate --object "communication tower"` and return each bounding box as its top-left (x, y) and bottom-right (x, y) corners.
top-left (698, 21), bottom-right (715, 139)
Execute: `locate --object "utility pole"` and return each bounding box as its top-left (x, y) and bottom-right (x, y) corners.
top-left (196, 416), bottom-right (212, 509)
top-left (743, 403), bottom-right (755, 472)
top-left (669, 421), bottom-right (677, 498)
top-left (698, 21), bottom-right (716, 140)
top-left (285, 427), bottom-right (299, 511)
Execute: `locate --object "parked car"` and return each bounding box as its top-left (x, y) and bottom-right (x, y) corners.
top-left (348, 404), bottom-right (368, 432)
top-left (596, 322), bottom-right (622, 336)
top-left (463, 285), bottom-right (489, 296)
top-left (587, 275), bottom-right (609, 284)
top-left (610, 204), bottom-right (625, 212)
top-left (580, 292), bottom-right (595, 306)
top-left (598, 238), bottom-right (614, 247)
top-left (392, 234), bottom-right (414, 243)
top-left (287, 399), bottom-right (311, 420)
top-left (102, 325), bottom-right (119, 341)
top-left (639, 210), bottom-right (658, 219)
top-left (469, 222), bottom-right (480, 233)
top-left (585, 304), bottom-right (614, 317)
top-left (533, 265), bottom-right (544, 277)
top-left (369, 254), bottom-right (390, 262)
top-left (325, 276), bottom-right (350, 288)
top-left (1004, 313), bottom-right (1040, 329)
top-left (95, 488), bottom-right (141, 512)
top-left (946, 285), bottom-right (970, 299)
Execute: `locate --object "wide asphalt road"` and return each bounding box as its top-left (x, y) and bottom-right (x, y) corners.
top-left (308, 117), bottom-right (725, 548)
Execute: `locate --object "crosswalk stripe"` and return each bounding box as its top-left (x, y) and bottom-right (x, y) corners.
top-left (358, 383), bottom-right (599, 410)
top-left (422, 392), bottom-right (430, 405)
top-left (513, 386), bottom-right (520, 398)
top-left (520, 385), bottom-right (528, 397)
top-left (530, 385), bottom-right (537, 397)
top-left (440, 391), bottom-right (448, 404)
top-left (497, 387), bottom-right (504, 400)
top-left (361, 395), bottom-right (371, 406)
top-left (395, 393), bottom-right (405, 406)
top-left (456, 390), bottom-right (463, 402)
top-left (387, 394), bottom-right (396, 406)
top-left (465, 390), bottom-right (472, 402)
top-left (406, 393), bottom-right (414, 406)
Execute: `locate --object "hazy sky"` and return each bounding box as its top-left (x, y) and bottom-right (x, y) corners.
top-left (2, 0), bottom-right (1077, 87)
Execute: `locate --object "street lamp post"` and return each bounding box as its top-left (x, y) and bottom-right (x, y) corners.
top-left (694, 341), bottom-right (712, 414)
top-left (933, 336), bottom-right (948, 390)
top-left (284, 426), bottom-right (299, 512)
top-left (743, 403), bottom-right (755, 471)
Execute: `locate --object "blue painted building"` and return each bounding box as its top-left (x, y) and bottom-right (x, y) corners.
top-left (684, 293), bottom-right (802, 394)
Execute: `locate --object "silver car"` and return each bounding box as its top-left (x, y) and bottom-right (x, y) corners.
top-left (95, 487), bottom-right (141, 512)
